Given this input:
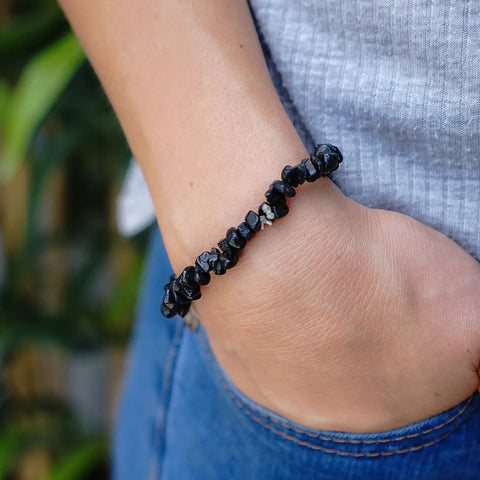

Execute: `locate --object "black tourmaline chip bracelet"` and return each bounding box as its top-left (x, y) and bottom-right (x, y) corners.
top-left (161, 143), bottom-right (343, 325)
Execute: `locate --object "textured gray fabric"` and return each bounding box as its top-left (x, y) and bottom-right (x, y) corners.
top-left (250, 0), bottom-right (480, 260)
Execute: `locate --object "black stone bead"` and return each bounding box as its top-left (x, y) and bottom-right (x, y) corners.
top-left (277, 180), bottom-right (295, 197)
top-left (226, 227), bottom-right (247, 250)
top-left (212, 260), bottom-right (226, 275)
top-left (195, 251), bottom-right (211, 273)
top-left (265, 188), bottom-right (285, 206)
top-left (175, 303), bottom-right (191, 317)
top-left (218, 238), bottom-right (234, 256)
top-left (237, 221), bottom-right (255, 240)
top-left (265, 180), bottom-right (295, 206)
top-left (219, 250), bottom-right (238, 270)
top-left (296, 162), bottom-right (308, 183)
top-left (329, 144), bottom-right (343, 163)
top-left (178, 283), bottom-right (201, 301)
top-left (313, 143), bottom-right (342, 162)
top-left (161, 302), bottom-right (176, 318)
top-left (178, 266), bottom-right (199, 288)
top-left (313, 143), bottom-right (333, 156)
top-left (163, 284), bottom-right (176, 309)
top-left (272, 202), bottom-right (289, 218)
top-left (208, 247), bottom-right (226, 275)
top-left (324, 153), bottom-right (340, 174)
top-left (294, 164), bottom-right (306, 185)
top-left (310, 153), bottom-right (326, 176)
top-left (164, 301), bottom-right (190, 318)
top-left (193, 265), bottom-right (210, 285)
top-left (301, 157), bottom-right (319, 182)
top-left (171, 279), bottom-right (181, 293)
top-left (281, 165), bottom-right (299, 187)
top-left (208, 247), bottom-right (219, 265)
top-left (245, 210), bottom-right (261, 232)
top-left (172, 285), bottom-right (193, 304)
top-left (313, 143), bottom-right (343, 174)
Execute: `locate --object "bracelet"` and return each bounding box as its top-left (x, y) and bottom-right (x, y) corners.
top-left (161, 143), bottom-right (343, 327)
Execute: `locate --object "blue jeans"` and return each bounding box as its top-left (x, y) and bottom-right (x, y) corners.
top-left (112, 226), bottom-right (480, 479)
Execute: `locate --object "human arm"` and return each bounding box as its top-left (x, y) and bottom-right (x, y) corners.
top-left (58, 0), bottom-right (480, 431)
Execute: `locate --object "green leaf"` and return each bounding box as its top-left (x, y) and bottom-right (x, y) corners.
top-left (0, 31), bottom-right (84, 181)
top-left (46, 439), bottom-right (107, 480)
top-left (0, 79), bottom-right (9, 127)
top-left (0, 432), bottom-right (21, 479)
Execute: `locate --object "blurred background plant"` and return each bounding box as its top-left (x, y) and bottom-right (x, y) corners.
top-left (0, 1), bottom-right (149, 478)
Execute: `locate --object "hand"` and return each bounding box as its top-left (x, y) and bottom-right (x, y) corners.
top-left (194, 179), bottom-right (480, 432)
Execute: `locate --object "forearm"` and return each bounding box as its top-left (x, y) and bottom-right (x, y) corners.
top-left (58, 0), bottom-right (314, 270)
top-left (59, 0), bottom-right (480, 432)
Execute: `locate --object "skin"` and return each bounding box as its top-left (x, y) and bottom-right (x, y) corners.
top-left (58, 0), bottom-right (480, 432)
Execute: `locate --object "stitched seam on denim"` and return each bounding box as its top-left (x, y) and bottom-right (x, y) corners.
top-left (151, 320), bottom-right (185, 480)
top-left (196, 330), bottom-right (473, 453)
top-left (228, 404), bottom-right (454, 456)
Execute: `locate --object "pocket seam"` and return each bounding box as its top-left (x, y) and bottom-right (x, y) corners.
top-left (195, 328), bottom-right (475, 456)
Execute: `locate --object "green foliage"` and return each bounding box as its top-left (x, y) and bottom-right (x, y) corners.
top-left (0, 79), bottom-right (10, 126)
top-left (1, 32), bottom-right (85, 180)
top-left (0, 2), bottom-right (148, 479)
top-left (46, 439), bottom-right (108, 480)
top-left (0, 432), bottom-right (21, 479)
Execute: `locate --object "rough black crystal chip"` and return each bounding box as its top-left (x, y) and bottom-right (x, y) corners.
top-left (286, 164), bottom-right (307, 186)
top-left (163, 285), bottom-right (176, 309)
top-left (219, 250), bottom-right (238, 270)
top-left (265, 188), bottom-right (285, 206)
top-left (313, 143), bottom-right (332, 156)
top-left (325, 150), bottom-right (342, 173)
top-left (178, 283), bottom-right (201, 301)
top-left (272, 203), bottom-right (289, 218)
top-left (161, 302), bottom-right (176, 318)
top-left (237, 221), bottom-right (255, 240)
top-left (195, 251), bottom-right (211, 273)
top-left (313, 143), bottom-right (342, 162)
top-left (175, 303), bottom-right (190, 317)
top-left (226, 227), bottom-right (247, 250)
top-left (296, 162), bottom-right (308, 183)
top-left (245, 210), bottom-right (261, 232)
top-left (212, 261), bottom-right (226, 275)
top-left (301, 157), bottom-right (319, 182)
top-left (281, 165), bottom-right (299, 187)
top-left (208, 247), bottom-right (226, 275)
top-left (193, 265), bottom-right (210, 285)
top-left (329, 144), bottom-right (343, 163)
top-left (277, 180), bottom-right (295, 197)
top-left (178, 266), bottom-right (198, 288)
top-left (162, 300), bottom-right (189, 318)
top-left (218, 238), bottom-right (234, 255)
top-left (170, 285), bottom-right (190, 304)
top-left (295, 165), bottom-right (307, 184)
top-left (265, 180), bottom-right (295, 206)
top-left (312, 144), bottom-right (342, 174)
top-left (310, 153), bottom-right (325, 176)
top-left (171, 280), bottom-right (181, 293)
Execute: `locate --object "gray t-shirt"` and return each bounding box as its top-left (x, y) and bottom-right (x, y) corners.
top-left (250, 0), bottom-right (480, 260)
top-left (119, 0), bottom-right (479, 262)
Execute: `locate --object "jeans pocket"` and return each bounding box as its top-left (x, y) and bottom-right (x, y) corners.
top-left (194, 324), bottom-right (480, 460)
